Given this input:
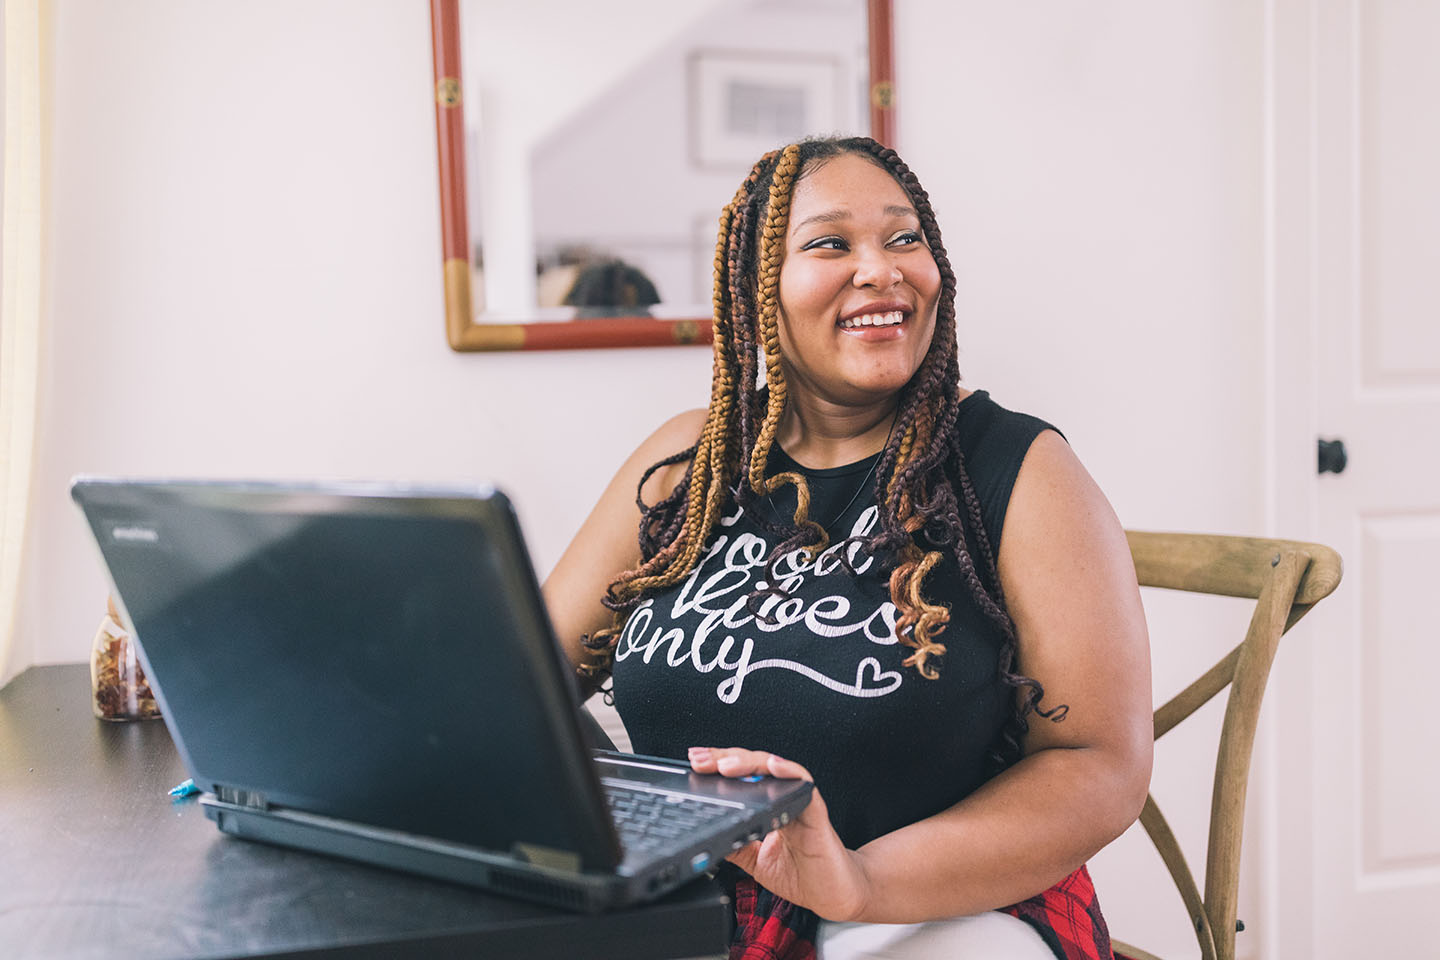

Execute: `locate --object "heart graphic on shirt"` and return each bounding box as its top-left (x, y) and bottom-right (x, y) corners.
top-left (853, 657), bottom-right (902, 695)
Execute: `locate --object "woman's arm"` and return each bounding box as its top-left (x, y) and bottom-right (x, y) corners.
top-left (693, 430), bottom-right (1153, 921)
top-left (542, 409), bottom-right (705, 693)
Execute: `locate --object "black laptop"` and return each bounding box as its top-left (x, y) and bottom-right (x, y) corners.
top-left (70, 478), bottom-right (812, 912)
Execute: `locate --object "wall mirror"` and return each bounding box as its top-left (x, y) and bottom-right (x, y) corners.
top-left (431, 0), bottom-right (895, 351)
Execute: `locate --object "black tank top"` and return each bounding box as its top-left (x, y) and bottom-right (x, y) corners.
top-left (610, 391), bottom-right (1056, 848)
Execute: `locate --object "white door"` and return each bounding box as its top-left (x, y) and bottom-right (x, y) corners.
top-left (1270, 1), bottom-right (1440, 956)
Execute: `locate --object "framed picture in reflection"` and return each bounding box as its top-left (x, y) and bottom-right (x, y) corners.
top-left (688, 50), bottom-right (845, 169)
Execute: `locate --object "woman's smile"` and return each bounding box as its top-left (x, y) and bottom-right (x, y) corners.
top-left (837, 301), bottom-right (912, 337)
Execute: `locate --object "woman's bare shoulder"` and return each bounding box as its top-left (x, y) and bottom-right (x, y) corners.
top-left (646, 408), bottom-right (707, 448)
top-left (630, 408), bottom-right (706, 505)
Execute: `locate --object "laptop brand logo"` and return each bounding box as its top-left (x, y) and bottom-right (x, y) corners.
top-left (111, 525), bottom-right (159, 543)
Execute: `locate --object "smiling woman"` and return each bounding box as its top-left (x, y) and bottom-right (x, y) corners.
top-left (539, 135), bottom-right (1152, 960)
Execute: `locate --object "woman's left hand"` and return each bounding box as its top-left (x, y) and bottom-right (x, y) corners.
top-left (687, 746), bottom-right (871, 921)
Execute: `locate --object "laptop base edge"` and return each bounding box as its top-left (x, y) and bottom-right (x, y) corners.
top-left (201, 796), bottom-right (657, 914)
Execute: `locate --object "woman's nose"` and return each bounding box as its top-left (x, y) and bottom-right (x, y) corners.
top-left (852, 247), bottom-right (903, 289)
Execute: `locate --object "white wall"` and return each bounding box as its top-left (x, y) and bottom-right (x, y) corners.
top-left (17, 1), bottom-right (1276, 956)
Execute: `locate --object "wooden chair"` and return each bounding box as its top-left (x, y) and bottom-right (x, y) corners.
top-left (1111, 532), bottom-right (1343, 960)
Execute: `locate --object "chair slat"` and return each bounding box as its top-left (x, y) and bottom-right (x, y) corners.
top-left (1153, 647), bottom-right (1240, 741)
top-left (1202, 550), bottom-right (1305, 960)
top-left (1137, 795), bottom-right (1218, 960)
top-left (1112, 939), bottom-right (1167, 960)
top-left (1128, 531), bottom-right (1342, 605)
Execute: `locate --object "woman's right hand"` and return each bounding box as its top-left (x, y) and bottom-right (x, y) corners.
top-left (687, 746), bottom-right (873, 922)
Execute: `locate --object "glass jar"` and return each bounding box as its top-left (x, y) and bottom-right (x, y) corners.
top-left (91, 596), bottom-right (161, 721)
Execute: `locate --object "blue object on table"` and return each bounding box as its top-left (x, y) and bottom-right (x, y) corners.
top-left (168, 778), bottom-right (198, 798)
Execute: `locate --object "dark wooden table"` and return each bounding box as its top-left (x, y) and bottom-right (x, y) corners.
top-left (0, 664), bottom-right (729, 959)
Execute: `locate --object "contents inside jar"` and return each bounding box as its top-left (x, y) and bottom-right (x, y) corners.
top-left (91, 596), bottom-right (161, 721)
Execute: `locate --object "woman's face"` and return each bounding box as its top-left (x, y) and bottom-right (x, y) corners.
top-left (774, 152), bottom-right (941, 410)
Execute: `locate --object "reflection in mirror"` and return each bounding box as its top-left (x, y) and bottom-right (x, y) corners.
top-left (432, 0), bottom-right (893, 350)
top-left (468, 0), bottom-right (866, 318)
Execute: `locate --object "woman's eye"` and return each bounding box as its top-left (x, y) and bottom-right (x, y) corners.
top-left (802, 236), bottom-right (847, 251)
top-left (889, 231), bottom-right (923, 247)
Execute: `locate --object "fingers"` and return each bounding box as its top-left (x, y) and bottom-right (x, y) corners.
top-left (763, 754), bottom-right (811, 781)
top-left (687, 746), bottom-right (814, 782)
top-left (724, 839), bottom-right (761, 873)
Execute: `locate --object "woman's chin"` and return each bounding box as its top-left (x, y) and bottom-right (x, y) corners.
top-left (826, 369), bottom-right (923, 405)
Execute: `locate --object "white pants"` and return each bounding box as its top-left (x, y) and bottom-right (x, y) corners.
top-left (817, 910), bottom-right (1055, 960)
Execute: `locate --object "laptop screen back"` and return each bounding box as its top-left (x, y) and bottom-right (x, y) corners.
top-left (72, 480), bottom-right (620, 870)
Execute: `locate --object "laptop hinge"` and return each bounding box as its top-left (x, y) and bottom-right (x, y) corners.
top-left (512, 842), bottom-right (582, 872)
top-left (215, 785), bottom-right (269, 811)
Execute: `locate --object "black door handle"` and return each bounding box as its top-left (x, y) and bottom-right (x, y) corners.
top-left (1318, 438), bottom-right (1347, 475)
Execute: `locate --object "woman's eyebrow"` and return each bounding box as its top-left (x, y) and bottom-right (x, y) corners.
top-left (794, 209), bottom-right (850, 230)
top-left (793, 205), bottom-right (918, 231)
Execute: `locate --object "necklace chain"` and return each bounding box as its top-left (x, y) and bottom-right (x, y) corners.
top-left (817, 455), bottom-right (881, 529)
top-left (763, 413), bottom-right (896, 531)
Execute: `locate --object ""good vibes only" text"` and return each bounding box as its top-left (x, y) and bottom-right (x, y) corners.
top-left (614, 504), bottom-right (905, 703)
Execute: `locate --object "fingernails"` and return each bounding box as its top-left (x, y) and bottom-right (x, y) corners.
top-left (688, 747), bottom-right (712, 764)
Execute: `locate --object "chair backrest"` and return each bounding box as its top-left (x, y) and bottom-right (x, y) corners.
top-left (1113, 532), bottom-right (1343, 960)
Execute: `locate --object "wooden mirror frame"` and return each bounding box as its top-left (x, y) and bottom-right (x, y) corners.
top-left (430, 0), bottom-right (896, 352)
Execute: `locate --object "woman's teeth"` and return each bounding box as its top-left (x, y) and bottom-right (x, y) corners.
top-left (839, 310), bottom-right (904, 330)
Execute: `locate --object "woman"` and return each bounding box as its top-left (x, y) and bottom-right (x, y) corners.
top-left (543, 137), bottom-right (1152, 960)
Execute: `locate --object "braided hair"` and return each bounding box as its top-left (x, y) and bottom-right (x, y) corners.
top-left (581, 136), bottom-right (1064, 769)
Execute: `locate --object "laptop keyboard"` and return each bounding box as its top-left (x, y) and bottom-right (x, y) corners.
top-left (603, 782), bottom-right (740, 854)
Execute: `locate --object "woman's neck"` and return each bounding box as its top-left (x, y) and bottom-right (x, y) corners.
top-left (775, 397), bottom-right (898, 469)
